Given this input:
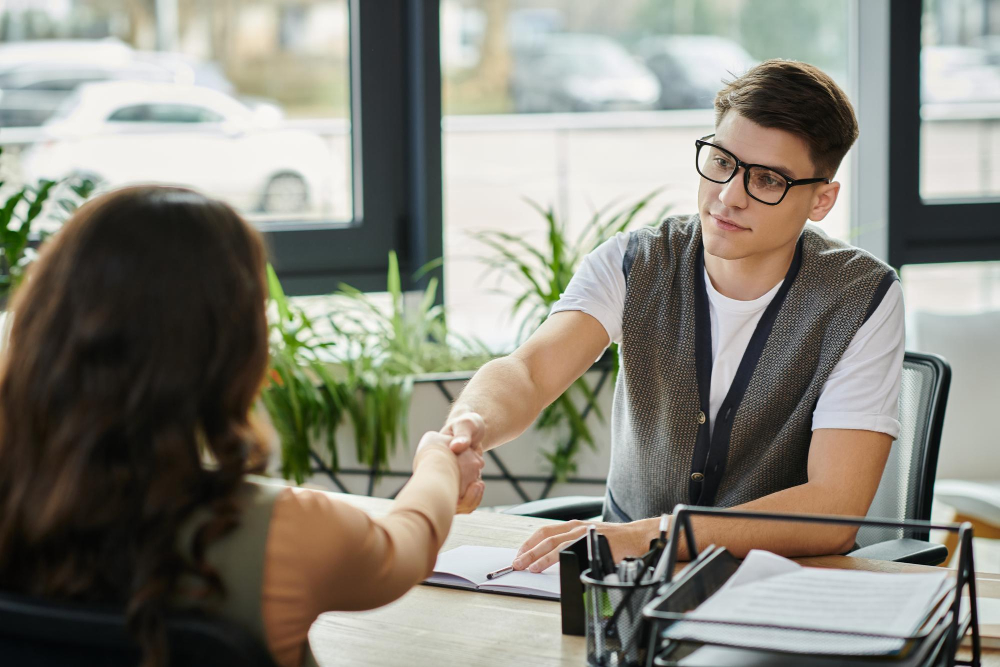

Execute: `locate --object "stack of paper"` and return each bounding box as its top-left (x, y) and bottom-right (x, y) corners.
top-left (665, 550), bottom-right (950, 655)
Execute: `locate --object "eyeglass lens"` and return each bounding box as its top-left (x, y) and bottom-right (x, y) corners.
top-left (696, 143), bottom-right (789, 204)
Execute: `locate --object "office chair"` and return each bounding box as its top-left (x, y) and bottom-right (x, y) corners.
top-left (504, 351), bottom-right (952, 566)
top-left (0, 589), bottom-right (278, 667)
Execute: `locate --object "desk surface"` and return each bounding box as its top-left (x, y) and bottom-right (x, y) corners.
top-left (308, 494), bottom-right (999, 667)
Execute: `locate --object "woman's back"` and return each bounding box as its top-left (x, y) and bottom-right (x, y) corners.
top-left (0, 186), bottom-right (481, 667)
top-left (0, 186), bottom-right (275, 666)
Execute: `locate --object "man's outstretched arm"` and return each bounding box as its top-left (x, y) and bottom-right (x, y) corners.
top-left (512, 427), bottom-right (893, 571)
top-left (443, 310), bottom-right (610, 454)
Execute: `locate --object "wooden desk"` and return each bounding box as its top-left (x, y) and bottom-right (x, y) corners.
top-left (308, 494), bottom-right (998, 666)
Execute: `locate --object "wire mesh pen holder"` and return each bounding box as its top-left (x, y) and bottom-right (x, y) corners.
top-left (581, 567), bottom-right (659, 667)
top-left (642, 505), bottom-right (982, 667)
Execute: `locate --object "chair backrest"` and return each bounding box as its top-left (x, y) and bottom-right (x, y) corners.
top-left (0, 589), bottom-right (277, 667)
top-left (855, 351), bottom-right (951, 548)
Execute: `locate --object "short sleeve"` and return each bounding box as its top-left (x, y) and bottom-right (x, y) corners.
top-left (549, 232), bottom-right (630, 345)
top-left (812, 280), bottom-right (905, 438)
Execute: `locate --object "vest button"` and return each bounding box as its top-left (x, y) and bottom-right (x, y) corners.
top-left (691, 472), bottom-right (705, 481)
top-left (697, 411), bottom-right (706, 425)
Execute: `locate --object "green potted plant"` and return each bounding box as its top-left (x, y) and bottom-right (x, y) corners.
top-left (261, 251), bottom-right (490, 485)
top-left (0, 147), bottom-right (96, 305)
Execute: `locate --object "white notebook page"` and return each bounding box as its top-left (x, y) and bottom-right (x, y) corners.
top-left (428, 545), bottom-right (560, 598)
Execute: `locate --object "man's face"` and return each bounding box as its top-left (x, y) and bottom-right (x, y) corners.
top-left (697, 112), bottom-right (836, 262)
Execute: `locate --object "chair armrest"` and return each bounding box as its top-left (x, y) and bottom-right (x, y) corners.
top-left (848, 538), bottom-right (949, 566)
top-left (501, 496), bottom-right (604, 521)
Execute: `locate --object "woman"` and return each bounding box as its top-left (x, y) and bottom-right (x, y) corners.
top-left (0, 186), bottom-right (485, 667)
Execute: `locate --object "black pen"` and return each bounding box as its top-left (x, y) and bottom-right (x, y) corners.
top-left (587, 524), bottom-right (604, 581)
top-left (486, 565), bottom-right (514, 580)
top-left (597, 534), bottom-right (616, 577)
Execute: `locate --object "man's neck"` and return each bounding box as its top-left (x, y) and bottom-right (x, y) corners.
top-left (703, 239), bottom-right (798, 301)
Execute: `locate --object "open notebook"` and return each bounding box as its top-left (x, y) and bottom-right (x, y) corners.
top-left (424, 545), bottom-right (560, 600)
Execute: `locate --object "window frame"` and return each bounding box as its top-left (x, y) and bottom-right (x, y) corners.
top-left (887, 0), bottom-right (1000, 267)
top-left (265, 0), bottom-right (443, 296)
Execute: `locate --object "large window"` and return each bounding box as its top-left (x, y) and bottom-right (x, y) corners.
top-left (920, 0), bottom-right (1000, 200)
top-left (440, 0), bottom-right (854, 349)
top-left (889, 0), bottom-right (1000, 267)
top-left (897, 0), bottom-right (1000, 318)
top-left (0, 1), bottom-right (443, 295)
top-left (1, 1), bottom-right (352, 222)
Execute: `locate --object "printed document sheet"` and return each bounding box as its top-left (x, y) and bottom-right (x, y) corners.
top-left (665, 550), bottom-right (950, 655)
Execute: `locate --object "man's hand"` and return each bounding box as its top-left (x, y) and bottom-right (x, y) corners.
top-left (442, 411), bottom-right (486, 455)
top-left (414, 431), bottom-right (484, 513)
top-left (512, 519), bottom-right (651, 573)
top-left (442, 412), bottom-right (487, 513)
top-left (455, 445), bottom-right (485, 498)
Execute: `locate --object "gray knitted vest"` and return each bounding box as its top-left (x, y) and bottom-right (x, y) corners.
top-left (603, 214), bottom-right (897, 523)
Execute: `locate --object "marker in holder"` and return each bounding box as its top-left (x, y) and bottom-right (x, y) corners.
top-left (581, 567), bottom-right (659, 667)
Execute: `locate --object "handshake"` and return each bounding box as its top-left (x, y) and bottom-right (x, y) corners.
top-left (414, 412), bottom-right (488, 514)
top-left (414, 411), bottom-right (643, 574)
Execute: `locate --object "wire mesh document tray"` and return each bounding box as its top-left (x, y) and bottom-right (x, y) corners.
top-left (641, 506), bottom-right (981, 667)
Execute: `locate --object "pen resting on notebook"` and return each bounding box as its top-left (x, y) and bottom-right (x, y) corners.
top-left (486, 565), bottom-right (514, 580)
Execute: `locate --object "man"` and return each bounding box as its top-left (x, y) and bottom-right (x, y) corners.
top-left (445, 60), bottom-right (903, 572)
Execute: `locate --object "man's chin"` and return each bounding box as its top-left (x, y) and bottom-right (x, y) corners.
top-left (702, 229), bottom-right (753, 261)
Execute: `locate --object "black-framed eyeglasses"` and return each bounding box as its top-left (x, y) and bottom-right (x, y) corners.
top-left (695, 134), bottom-right (830, 206)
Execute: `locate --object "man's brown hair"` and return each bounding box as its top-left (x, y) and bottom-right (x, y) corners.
top-left (715, 59), bottom-right (859, 178)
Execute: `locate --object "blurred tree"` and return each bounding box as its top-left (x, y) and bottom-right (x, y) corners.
top-left (443, 0), bottom-right (511, 113)
top-left (470, 0), bottom-right (511, 107)
top-left (739, 0), bottom-right (848, 73)
top-left (123, 0), bottom-right (156, 48)
top-left (633, 0), bottom-right (728, 40)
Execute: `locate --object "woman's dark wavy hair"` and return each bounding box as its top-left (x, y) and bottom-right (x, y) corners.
top-left (0, 186), bottom-right (270, 667)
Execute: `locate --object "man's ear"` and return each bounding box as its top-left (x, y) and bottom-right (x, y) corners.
top-left (807, 181), bottom-right (841, 222)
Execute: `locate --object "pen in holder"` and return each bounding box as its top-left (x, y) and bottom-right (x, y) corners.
top-left (581, 567), bottom-right (659, 667)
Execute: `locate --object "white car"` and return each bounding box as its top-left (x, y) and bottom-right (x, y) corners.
top-left (22, 81), bottom-right (342, 217)
top-left (0, 39), bottom-right (189, 128)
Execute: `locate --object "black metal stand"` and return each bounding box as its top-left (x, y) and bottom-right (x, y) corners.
top-left (307, 367), bottom-right (613, 500)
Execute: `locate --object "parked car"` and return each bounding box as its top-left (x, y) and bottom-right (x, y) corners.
top-left (635, 35), bottom-right (757, 110)
top-left (510, 34), bottom-right (660, 113)
top-left (21, 81), bottom-right (339, 216)
top-left (0, 39), bottom-right (187, 128)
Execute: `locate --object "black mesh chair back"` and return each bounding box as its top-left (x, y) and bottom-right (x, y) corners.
top-left (0, 589), bottom-right (278, 667)
top-left (855, 351), bottom-right (951, 548)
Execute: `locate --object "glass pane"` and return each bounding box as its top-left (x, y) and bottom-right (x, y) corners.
top-left (0, 1), bottom-right (352, 224)
top-left (441, 0), bottom-right (853, 350)
top-left (920, 0), bottom-right (1000, 199)
top-left (902, 261), bottom-right (1000, 485)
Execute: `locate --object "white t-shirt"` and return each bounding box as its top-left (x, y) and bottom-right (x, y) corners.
top-left (550, 232), bottom-right (905, 438)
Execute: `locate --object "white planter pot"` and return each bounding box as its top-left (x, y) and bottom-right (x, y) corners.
top-left (285, 366), bottom-right (615, 507)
